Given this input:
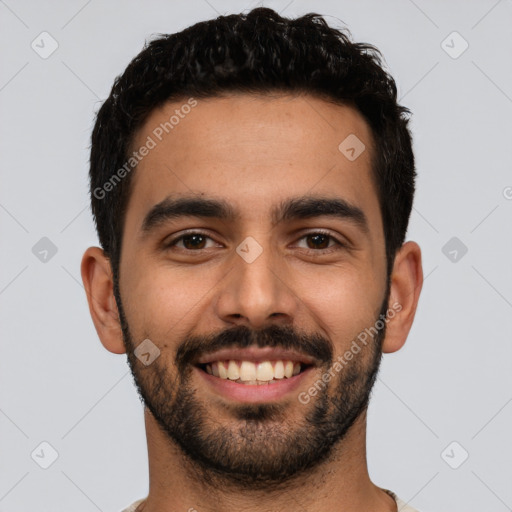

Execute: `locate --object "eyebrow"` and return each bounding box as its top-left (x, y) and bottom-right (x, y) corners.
top-left (140, 194), bottom-right (369, 236)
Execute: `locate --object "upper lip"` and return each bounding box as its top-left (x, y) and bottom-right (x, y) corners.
top-left (196, 347), bottom-right (317, 366)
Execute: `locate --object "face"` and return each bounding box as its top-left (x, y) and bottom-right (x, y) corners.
top-left (115, 93), bottom-right (389, 487)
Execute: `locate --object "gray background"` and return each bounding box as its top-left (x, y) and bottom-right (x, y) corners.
top-left (1, 0), bottom-right (511, 511)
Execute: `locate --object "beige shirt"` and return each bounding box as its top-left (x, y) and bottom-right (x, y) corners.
top-left (121, 489), bottom-right (420, 511)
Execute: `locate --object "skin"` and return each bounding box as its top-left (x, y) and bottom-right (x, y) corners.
top-left (81, 93), bottom-right (423, 512)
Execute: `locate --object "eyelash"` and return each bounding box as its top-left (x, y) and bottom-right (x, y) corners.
top-left (165, 230), bottom-right (345, 254)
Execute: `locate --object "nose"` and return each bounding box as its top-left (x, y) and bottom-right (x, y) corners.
top-left (214, 239), bottom-right (299, 330)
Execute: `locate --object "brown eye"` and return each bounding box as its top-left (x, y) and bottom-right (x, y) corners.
top-left (181, 234), bottom-right (207, 250)
top-left (166, 232), bottom-right (217, 251)
top-left (305, 233), bottom-right (331, 249)
top-left (296, 231), bottom-right (342, 251)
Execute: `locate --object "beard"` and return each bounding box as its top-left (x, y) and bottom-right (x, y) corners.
top-left (114, 280), bottom-right (389, 491)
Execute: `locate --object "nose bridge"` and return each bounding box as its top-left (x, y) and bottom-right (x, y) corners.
top-left (216, 234), bottom-right (297, 326)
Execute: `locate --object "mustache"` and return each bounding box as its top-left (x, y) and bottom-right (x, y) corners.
top-left (175, 323), bottom-right (333, 372)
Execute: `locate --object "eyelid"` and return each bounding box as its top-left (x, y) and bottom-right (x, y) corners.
top-left (164, 229), bottom-right (220, 249)
top-left (164, 228), bottom-right (347, 252)
top-left (292, 229), bottom-right (347, 251)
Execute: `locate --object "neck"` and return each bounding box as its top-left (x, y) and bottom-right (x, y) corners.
top-left (138, 408), bottom-right (396, 512)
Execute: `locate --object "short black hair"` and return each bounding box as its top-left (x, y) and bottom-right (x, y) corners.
top-left (89, 6), bottom-right (415, 281)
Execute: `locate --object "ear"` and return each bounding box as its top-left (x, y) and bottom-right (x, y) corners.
top-left (80, 246), bottom-right (126, 354)
top-left (382, 241), bottom-right (423, 354)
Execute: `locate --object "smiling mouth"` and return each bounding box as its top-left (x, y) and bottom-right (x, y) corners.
top-left (197, 359), bottom-right (313, 385)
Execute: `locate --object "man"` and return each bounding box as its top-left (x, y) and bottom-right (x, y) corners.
top-left (81, 7), bottom-right (423, 512)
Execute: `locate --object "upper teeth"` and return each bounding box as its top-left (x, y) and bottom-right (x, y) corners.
top-left (205, 360), bottom-right (301, 381)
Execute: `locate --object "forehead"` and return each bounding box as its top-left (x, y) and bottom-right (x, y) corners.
top-left (124, 93), bottom-right (379, 231)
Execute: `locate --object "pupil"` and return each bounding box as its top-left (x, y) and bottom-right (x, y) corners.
top-left (184, 234), bottom-right (205, 249)
top-left (308, 234), bottom-right (328, 249)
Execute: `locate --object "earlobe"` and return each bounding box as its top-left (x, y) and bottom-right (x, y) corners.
top-left (80, 247), bottom-right (126, 354)
top-left (382, 241), bottom-right (423, 354)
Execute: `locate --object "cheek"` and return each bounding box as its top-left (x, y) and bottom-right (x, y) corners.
top-left (124, 263), bottom-right (223, 338)
top-left (295, 264), bottom-right (384, 344)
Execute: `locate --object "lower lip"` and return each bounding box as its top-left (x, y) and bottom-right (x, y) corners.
top-left (194, 366), bottom-right (314, 403)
